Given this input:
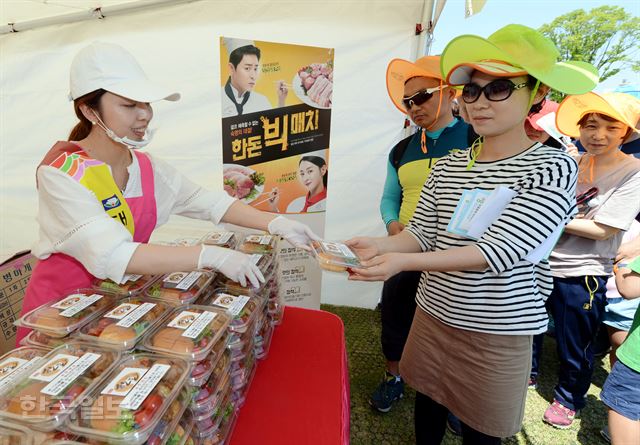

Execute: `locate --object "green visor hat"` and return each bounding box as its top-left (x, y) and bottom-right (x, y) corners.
top-left (440, 24), bottom-right (599, 95)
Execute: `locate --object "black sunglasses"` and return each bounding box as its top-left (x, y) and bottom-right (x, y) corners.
top-left (461, 79), bottom-right (527, 104)
top-left (402, 85), bottom-right (446, 110)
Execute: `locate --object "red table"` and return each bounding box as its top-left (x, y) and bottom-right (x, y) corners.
top-left (229, 307), bottom-right (350, 445)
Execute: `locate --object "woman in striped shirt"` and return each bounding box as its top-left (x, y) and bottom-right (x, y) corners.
top-left (347, 24), bottom-right (599, 444)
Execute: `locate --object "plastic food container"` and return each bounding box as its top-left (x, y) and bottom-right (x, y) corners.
top-left (22, 331), bottom-right (68, 350)
top-left (267, 300), bottom-right (284, 326)
top-left (65, 353), bottom-right (191, 445)
top-left (16, 290), bottom-right (116, 338)
top-left (191, 371), bottom-right (231, 423)
top-left (0, 341), bottom-right (121, 432)
top-left (143, 386), bottom-right (189, 445)
top-left (93, 274), bottom-right (160, 297)
top-left (255, 324), bottom-right (274, 360)
top-left (196, 399), bottom-right (237, 445)
top-left (0, 346), bottom-right (49, 395)
top-left (142, 305), bottom-right (231, 362)
top-left (145, 271), bottom-right (215, 306)
top-left (77, 298), bottom-right (170, 351)
top-left (0, 420), bottom-right (33, 445)
top-left (200, 231), bottom-right (238, 249)
top-left (237, 234), bottom-right (278, 254)
top-left (188, 335), bottom-right (227, 387)
top-left (163, 409), bottom-right (194, 445)
top-left (213, 253), bottom-right (276, 298)
top-left (189, 351), bottom-right (231, 418)
top-left (194, 385), bottom-right (233, 439)
top-left (310, 240), bottom-right (362, 272)
top-left (207, 289), bottom-right (265, 334)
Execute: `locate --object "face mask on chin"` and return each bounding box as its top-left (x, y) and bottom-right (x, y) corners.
top-left (92, 111), bottom-right (154, 149)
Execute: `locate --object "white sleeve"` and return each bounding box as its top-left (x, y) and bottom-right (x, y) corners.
top-left (150, 155), bottom-right (236, 225)
top-left (35, 166), bottom-right (139, 283)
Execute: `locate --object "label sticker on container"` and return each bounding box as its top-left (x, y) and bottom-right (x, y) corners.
top-left (211, 294), bottom-right (250, 316)
top-left (40, 352), bottom-right (101, 396)
top-left (168, 311), bottom-right (201, 330)
top-left (117, 302), bottom-right (157, 328)
top-left (30, 353), bottom-right (79, 382)
top-left (104, 303), bottom-right (140, 320)
top-left (163, 271), bottom-right (203, 290)
top-left (122, 274), bottom-right (143, 283)
top-left (51, 294), bottom-right (86, 310)
top-left (246, 234), bottom-right (272, 245)
top-left (206, 232), bottom-right (233, 245)
top-left (120, 363), bottom-right (170, 410)
top-left (59, 294), bottom-right (103, 318)
top-left (0, 356), bottom-right (43, 393)
top-left (182, 311), bottom-right (217, 339)
top-left (101, 367), bottom-right (149, 397)
top-left (321, 241), bottom-right (356, 258)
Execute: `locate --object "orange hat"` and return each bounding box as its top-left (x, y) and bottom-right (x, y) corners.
top-left (556, 92), bottom-right (640, 138)
top-left (386, 56), bottom-right (445, 113)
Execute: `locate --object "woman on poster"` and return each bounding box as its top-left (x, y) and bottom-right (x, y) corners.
top-left (16, 41), bottom-right (318, 345)
top-left (268, 152), bottom-right (328, 213)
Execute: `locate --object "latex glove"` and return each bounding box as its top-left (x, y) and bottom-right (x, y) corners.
top-left (267, 216), bottom-right (320, 250)
top-left (198, 245), bottom-right (264, 288)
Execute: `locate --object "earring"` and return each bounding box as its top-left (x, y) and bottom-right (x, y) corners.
top-left (91, 121), bottom-right (96, 125)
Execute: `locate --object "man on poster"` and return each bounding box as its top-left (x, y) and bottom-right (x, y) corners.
top-left (222, 38), bottom-right (288, 117)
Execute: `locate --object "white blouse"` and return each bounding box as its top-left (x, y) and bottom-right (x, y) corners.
top-left (32, 151), bottom-right (236, 283)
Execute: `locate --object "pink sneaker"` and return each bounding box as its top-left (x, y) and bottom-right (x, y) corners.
top-left (543, 400), bottom-right (577, 429)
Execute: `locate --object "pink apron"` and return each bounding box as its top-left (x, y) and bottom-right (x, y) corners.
top-left (15, 147), bottom-right (157, 345)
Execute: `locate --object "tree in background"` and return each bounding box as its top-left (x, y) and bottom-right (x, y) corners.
top-left (539, 5), bottom-right (639, 102)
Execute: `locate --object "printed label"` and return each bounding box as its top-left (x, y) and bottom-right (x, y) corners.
top-left (120, 363), bottom-right (170, 410)
top-left (182, 311), bottom-right (216, 339)
top-left (30, 353), bottom-right (79, 382)
top-left (322, 241), bottom-right (356, 259)
top-left (59, 294), bottom-right (103, 317)
top-left (41, 353), bottom-right (101, 396)
top-left (122, 274), bottom-right (143, 283)
top-left (104, 303), bottom-right (140, 320)
top-left (205, 232), bottom-right (234, 245)
top-left (117, 302), bottom-right (157, 328)
top-left (0, 357), bottom-right (42, 393)
top-left (51, 294), bottom-right (86, 310)
top-left (163, 271), bottom-right (203, 291)
top-left (101, 367), bottom-right (149, 397)
top-left (211, 293), bottom-right (250, 317)
top-left (246, 234), bottom-right (272, 245)
top-left (168, 311), bottom-right (201, 330)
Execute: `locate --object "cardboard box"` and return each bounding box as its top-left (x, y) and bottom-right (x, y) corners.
top-left (0, 251), bottom-right (36, 354)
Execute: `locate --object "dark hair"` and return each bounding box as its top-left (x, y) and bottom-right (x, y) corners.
top-left (299, 155), bottom-right (328, 188)
top-left (229, 45), bottom-right (261, 68)
top-left (68, 89), bottom-right (107, 141)
top-left (577, 112), bottom-right (633, 139)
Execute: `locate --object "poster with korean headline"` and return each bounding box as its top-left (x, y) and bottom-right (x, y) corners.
top-left (219, 37), bottom-right (333, 309)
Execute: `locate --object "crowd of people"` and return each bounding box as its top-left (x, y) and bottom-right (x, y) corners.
top-left (346, 24), bottom-right (640, 445)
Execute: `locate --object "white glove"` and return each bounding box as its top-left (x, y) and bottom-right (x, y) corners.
top-left (267, 216), bottom-right (321, 250)
top-left (197, 245), bottom-right (264, 288)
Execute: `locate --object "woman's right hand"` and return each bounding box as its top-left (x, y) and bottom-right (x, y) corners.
top-left (344, 237), bottom-right (380, 261)
top-left (197, 245), bottom-right (264, 288)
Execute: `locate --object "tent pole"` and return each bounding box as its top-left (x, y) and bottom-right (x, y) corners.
top-left (0, 0), bottom-right (195, 35)
top-left (415, 0), bottom-right (435, 58)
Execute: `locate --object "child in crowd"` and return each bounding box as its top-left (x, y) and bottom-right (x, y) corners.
top-left (540, 92), bottom-right (640, 428)
top-left (600, 255), bottom-right (640, 445)
top-left (346, 24), bottom-right (598, 444)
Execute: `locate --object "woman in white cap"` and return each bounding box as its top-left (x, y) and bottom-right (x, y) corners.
top-left (16, 41), bottom-right (317, 345)
top-left (347, 24), bottom-right (599, 444)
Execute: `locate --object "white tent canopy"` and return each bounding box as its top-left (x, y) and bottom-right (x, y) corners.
top-left (1, 0), bottom-right (440, 308)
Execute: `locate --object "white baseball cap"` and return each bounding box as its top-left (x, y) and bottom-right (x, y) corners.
top-left (69, 41), bottom-right (180, 102)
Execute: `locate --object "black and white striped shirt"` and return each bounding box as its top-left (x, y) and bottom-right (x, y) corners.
top-left (406, 143), bottom-right (578, 335)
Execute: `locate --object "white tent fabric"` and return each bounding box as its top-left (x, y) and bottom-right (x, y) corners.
top-left (0, 0), bottom-right (425, 308)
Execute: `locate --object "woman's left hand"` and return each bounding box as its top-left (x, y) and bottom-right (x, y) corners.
top-left (348, 253), bottom-right (409, 282)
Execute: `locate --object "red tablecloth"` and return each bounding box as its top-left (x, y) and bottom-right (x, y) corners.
top-left (229, 306), bottom-right (350, 445)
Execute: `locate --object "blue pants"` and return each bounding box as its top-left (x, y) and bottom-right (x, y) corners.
top-left (545, 275), bottom-right (608, 410)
